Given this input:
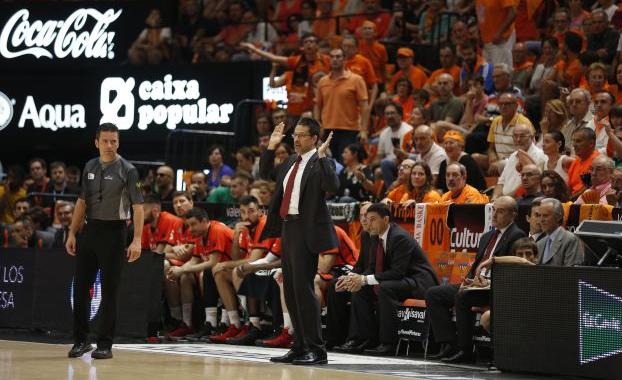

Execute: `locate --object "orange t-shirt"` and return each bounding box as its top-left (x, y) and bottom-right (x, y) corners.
top-left (386, 184), bottom-right (408, 203)
top-left (358, 40), bottom-right (388, 83)
top-left (399, 189), bottom-right (442, 203)
top-left (475, 0), bottom-right (517, 44)
top-left (346, 53), bottom-right (378, 86)
top-left (555, 58), bottom-right (582, 89)
top-left (348, 13), bottom-right (392, 38)
top-left (440, 184), bottom-right (489, 204)
top-left (238, 215), bottom-right (275, 259)
top-left (194, 221), bottom-right (234, 263)
top-left (388, 65), bottom-right (428, 93)
top-left (284, 71), bottom-right (314, 116)
top-left (141, 211), bottom-right (184, 250)
top-left (287, 54), bottom-right (330, 77)
top-left (320, 226), bottom-right (359, 267)
top-left (316, 70), bottom-right (368, 131)
top-left (393, 95), bottom-right (414, 122)
top-left (426, 65), bottom-right (462, 94)
top-left (312, 18), bottom-right (337, 40)
top-left (567, 150), bottom-right (600, 195)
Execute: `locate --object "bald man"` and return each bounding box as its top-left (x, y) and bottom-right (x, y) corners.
top-left (512, 42), bottom-right (533, 90)
top-left (575, 155), bottom-right (614, 205)
top-left (429, 74), bottom-right (464, 124)
top-left (426, 196), bottom-right (526, 363)
top-left (156, 165), bottom-right (175, 202)
top-left (516, 164), bottom-right (543, 207)
top-left (411, 125), bottom-right (447, 184)
top-left (493, 124), bottom-right (546, 199)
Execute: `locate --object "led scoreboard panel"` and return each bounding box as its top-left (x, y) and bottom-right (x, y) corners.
top-left (493, 265), bottom-right (622, 379)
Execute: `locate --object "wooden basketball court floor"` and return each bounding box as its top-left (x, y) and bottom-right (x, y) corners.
top-left (0, 340), bottom-right (563, 380)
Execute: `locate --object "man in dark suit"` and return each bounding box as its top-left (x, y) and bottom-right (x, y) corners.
top-left (259, 118), bottom-right (339, 365)
top-left (325, 202), bottom-right (372, 349)
top-left (426, 196), bottom-right (526, 363)
top-left (333, 203), bottom-right (439, 356)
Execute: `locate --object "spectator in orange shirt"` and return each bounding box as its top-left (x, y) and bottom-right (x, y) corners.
top-left (381, 159), bottom-right (416, 203)
top-left (393, 78), bottom-right (415, 122)
top-left (207, 2), bottom-right (249, 49)
top-left (314, 48), bottom-right (370, 157)
top-left (342, 35), bottom-right (379, 107)
top-left (387, 47), bottom-right (428, 94)
top-left (313, 0), bottom-right (338, 41)
top-left (425, 45), bottom-right (461, 97)
top-left (399, 161), bottom-right (442, 205)
top-left (440, 163), bottom-right (490, 204)
top-left (512, 42), bottom-right (533, 91)
top-left (475, 0), bottom-right (517, 67)
top-left (348, 0), bottom-right (392, 38)
top-left (269, 63), bottom-right (316, 119)
top-left (550, 31), bottom-right (584, 89)
top-left (567, 127), bottom-right (600, 198)
top-left (358, 21), bottom-right (388, 85)
top-left (241, 33), bottom-right (330, 88)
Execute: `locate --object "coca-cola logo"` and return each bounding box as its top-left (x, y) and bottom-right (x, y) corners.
top-left (0, 8), bottom-right (122, 60)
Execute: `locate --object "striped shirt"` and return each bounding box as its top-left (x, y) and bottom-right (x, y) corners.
top-left (487, 113), bottom-right (534, 160)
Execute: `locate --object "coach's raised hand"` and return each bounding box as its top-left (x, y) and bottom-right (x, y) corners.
top-left (318, 131), bottom-right (333, 158)
top-left (268, 122), bottom-right (285, 150)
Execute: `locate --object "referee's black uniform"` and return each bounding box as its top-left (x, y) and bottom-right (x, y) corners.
top-left (73, 155), bottom-right (143, 352)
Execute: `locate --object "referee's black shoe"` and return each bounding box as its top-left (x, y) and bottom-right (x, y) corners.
top-left (91, 347), bottom-right (113, 359)
top-left (68, 342), bottom-right (93, 358)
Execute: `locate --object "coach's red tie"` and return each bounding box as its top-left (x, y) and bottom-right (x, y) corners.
top-left (374, 238), bottom-right (385, 293)
top-left (280, 155), bottom-right (303, 218)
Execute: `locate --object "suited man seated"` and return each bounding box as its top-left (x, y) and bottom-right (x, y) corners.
top-left (425, 196), bottom-right (526, 363)
top-left (536, 198), bottom-right (584, 266)
top-left (325, 202), bottom-right (373, 349)
top-left (333, 203), bottom-right (439, 356)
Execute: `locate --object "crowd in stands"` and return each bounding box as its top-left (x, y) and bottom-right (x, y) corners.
top-left (4, 0), bottom-right (622, 364)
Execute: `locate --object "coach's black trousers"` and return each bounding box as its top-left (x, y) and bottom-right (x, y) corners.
top-left (73, 220), bottom-right (127, 349)
top-left (281, 218), bottom-right (324, 353)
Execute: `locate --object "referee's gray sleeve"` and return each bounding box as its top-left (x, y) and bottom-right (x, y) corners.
top-left (127, 168), bottom-right (144, 205)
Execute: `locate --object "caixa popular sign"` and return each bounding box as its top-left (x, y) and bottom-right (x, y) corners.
top-left (0, 8), bottom-right (122, 60)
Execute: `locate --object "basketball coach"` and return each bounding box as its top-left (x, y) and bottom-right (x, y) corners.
top-left (259, 119), bottom-right (339, 365)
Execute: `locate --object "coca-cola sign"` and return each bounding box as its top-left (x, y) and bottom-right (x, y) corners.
top-left (0, 8), bottom-right (122, 60)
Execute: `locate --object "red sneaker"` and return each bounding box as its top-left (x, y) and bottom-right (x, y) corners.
top-left (226, 324), bottom-right (249, 342)
top-left (167, 323), bottom-right (193, 338)
top-left (257, 328), bottom-right (294, 348)
top-left (209, 324), bottom-right (240, 343)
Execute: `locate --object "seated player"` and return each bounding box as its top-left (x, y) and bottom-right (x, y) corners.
top-left (234, 239), bottom-right (283, 346)
top-left (141, 194), bottom-right (187, 338)
top-left (157, 192), bottom-right (198, 338)
top-left (208, 195), bottom-right (277, 344)
top-left (314, 225), bottom-right (359, 306)
top-left (166, 207), bottom-right (234, 339)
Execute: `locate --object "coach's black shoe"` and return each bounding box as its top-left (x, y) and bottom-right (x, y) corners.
top-left (427, 343), bottom-right (456, 360)
top-left (292, 350), bottom-right (328, 365)
top-left (226, 325), bottom-right (264, 345)
top-left (441, 350), bottom-right (474, 364)
top-left (364, 343), bottom-right (396, 356)
top-left (68, 342), bottom-right (93, 358)
top-left (91, 348), bottom-right (113, 360)
top-left (270, 349), bottom-right (304, 363)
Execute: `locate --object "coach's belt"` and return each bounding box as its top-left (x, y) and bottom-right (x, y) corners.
top-left (283, 214), bottom-right (301, 222)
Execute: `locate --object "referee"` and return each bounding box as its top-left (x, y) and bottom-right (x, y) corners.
top-left (66, 123), bottom-right (144, 359)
